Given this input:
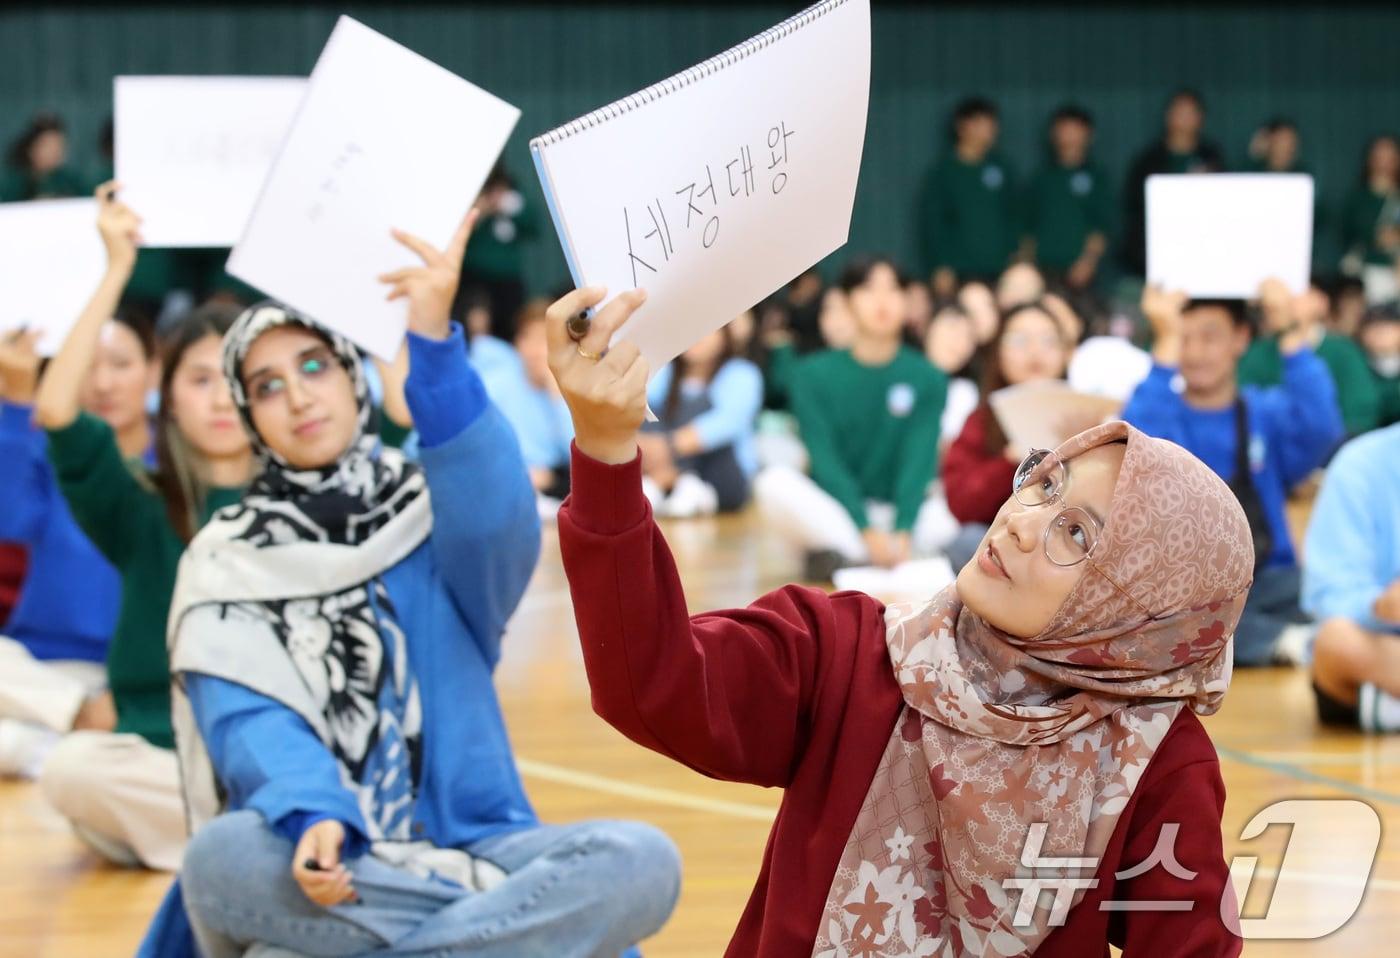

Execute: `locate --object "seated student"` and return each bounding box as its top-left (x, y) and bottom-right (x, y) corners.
top-left (546, 286), bottom-right (1251, 957)
top-left (943, 301), bottom-right (1072, 571)
top-left (1358, 303), bottom-right (1400, 427)
top-left (477, 300), bottom-right (575, 510)
top-left (1123, 283), bottom-right (1343, 666)
top-left (32, 184), bottom-right (255, 871)
top-left (995, 262), bottom-right (1046, 312)
top-left (0, 321), bottom-right (137, 779)
top-left (151, 213), bottom-right (678, 958)
top-left (923, 302), bottom-right (979, 445)
top-left (1238, 279), bottom-right (1380, 438)
top-left (755, 257), bottom-right (948, 579)
top-left (640, 320), bottom-right (762, 517)
top-left (1304, 422), bottom-right (1400, 732)
top-left (957, 279), bottom-right (1000, 346)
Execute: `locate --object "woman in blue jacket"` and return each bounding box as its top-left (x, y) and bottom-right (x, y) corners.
top-left (144, 212), bottom-right (680, 958)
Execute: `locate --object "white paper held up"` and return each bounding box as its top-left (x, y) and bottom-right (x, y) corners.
top-left (227, 16), bottom-right (520, 360)
top-left (115, 76), bottom-right (307, 248)
top-left (1146, 173), bottom-right (1314, 298)
top-left (0, 199), bottom-right (106, 355)
top-left (530, 0), bottom-right (870, 376)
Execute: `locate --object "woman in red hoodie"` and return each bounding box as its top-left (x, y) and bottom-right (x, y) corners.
top-left (546, 286), bottom-right (1249, 958)
top-left (943, 301), bottom-right (1072, 572)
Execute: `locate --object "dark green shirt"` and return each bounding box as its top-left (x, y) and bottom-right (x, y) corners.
top-left (790, 347), bottom-right (947, 531)
top-left (1238, 332), bottom-right (1380, 436)
top-left (0, 165), bottom-right (86, 201)
top-left (464, 197), bottom-right (540, 279)
top-left (1341, 186), bottom-right (1400, 267)
top-left (1026, 162), bottom-right (1111, 271)
top-left (46, 413), bottom-right (243, 749)
top-left (1375, 372), bottom-right (1400, 428)
top-left (918, 152), bottom-right (1019, 278)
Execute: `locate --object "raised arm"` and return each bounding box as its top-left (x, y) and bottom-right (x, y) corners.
top-left (34, 182), bottom-right (140, 432)
top-left (378, 208), bottom-right (539, 662)
top-left (546, 287), bottom-right (887, 784)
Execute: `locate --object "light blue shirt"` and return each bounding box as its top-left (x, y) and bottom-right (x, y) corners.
top-left (477, 345), bottom-right (573, 471)
top-left (647, 357), bottom-right (763, 477)
top-left (1303, 423), bottom-right (1400, 633)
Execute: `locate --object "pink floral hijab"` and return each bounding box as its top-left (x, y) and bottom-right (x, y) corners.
top-left (814, 421), bottom-right (1253, 958)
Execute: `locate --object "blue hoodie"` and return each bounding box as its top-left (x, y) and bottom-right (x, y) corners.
top-left (0, 401), bottom-right (122, 661)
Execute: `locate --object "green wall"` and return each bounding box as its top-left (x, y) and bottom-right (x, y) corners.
top-left (3, 2), bottom-right (1397, 291)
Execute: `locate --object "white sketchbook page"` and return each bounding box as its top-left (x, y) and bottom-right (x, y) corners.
top-left (227, 16), bottom-right (520, 360)
top-left (988, 380), bottom-right (1123, 454)
top-left (115, 76), bottom-right (308, 248)
top-left (533, 0), bottom-right (870, 375)
top-left (1147, 173), bottom-right (1314, 298)
top-left (0, 199), bottom-right (106, 355)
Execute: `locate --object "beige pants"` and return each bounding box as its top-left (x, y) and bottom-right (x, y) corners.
top-left (753, 465), bottom-right (959, 561)
top-left (0, 635), bottom-right (106, 778)
top-left (38, 730), bottom-right (186, 872)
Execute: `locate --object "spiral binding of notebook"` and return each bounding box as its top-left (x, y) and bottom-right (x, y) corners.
top-left (528, 0), bottom-right (849, 149)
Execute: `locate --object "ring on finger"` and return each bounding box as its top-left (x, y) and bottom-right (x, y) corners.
top-left (576, 345), bottom-right (603, 361)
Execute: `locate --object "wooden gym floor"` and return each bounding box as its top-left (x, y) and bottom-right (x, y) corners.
top-left (2, 508), bottom-right (1397, 957)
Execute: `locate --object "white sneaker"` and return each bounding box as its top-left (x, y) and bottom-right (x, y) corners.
top-left (659, 473), bottom-right (719, 518)
top-left (0, 719), bottom-right (60, 781)
top-left (1272, 623), bottom-right (1315, 667)
top-left (641, 476), bottom-right (666, 511)
top-left (536, 494), bottom-right (562, 523)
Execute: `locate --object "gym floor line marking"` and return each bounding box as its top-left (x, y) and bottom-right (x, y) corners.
top-left (1216, 745), bottom-right (1400, 806)
top-left (516, 758), bottom-right (777, 821)
top-left (519, 757), bottom-right (1400, 895)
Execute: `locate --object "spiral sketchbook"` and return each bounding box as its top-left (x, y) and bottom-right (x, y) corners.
top-left (530, 0), bottom-right (870, 376)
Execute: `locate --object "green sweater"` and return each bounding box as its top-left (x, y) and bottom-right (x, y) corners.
top-left (1026, 162), bottom-right (1112, 272)
top-left (0, 165), bottom-right (86, 201)
top-left (1376, 372), bottom-right (1400, 428)
top-left (1238, 332), bottom-right (1381, 436)
top-left (918, 152), bottom-right (1019, 278)
top-left (46, 414), bottom-right (243, 749)
top-left (790, 347), bottom-right (947, 531)
top-left (1341, 186), bottom-right (1400, 267)
top-left (464, 198), bottom-right (540, 279)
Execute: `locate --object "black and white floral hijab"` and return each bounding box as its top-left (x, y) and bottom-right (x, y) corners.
top-left (169, 303), bottom-right (436, 851)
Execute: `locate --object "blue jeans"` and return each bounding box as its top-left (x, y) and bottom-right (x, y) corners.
top-left (1233, 564), bottom-right (1312, 666)
top-left (181, 811), bottom-right (681, 958)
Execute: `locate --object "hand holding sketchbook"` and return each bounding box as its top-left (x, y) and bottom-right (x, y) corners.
top-left (227, 16), bottom-right (519, 360)
top-left (530, 0), bottom-right (871, 376)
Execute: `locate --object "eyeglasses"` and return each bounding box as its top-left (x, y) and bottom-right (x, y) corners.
top-left (1011, 449), bottom-right (1156, 620)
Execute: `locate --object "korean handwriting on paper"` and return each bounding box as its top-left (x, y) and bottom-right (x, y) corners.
top-left (307, 142), bottom-right (365, 224)
top-left (623, 122), bottom-right (794, 286)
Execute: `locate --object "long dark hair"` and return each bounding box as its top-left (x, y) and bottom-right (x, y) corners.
top-left (5, 113), bottom-right (64, 172)
top-left (148, 302), bottom-right (243, 542)
top-left (663, 324), bottom-right (737, 423)
top-left (1362, 134), bottom-right (1400, 187)
top-left (976, 301), bottom-right (1068, 456)
top-left (113, 301), bottom-right (158, 361)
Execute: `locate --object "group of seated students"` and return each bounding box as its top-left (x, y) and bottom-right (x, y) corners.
top-left (0, 187), bottom-right (681, 956)
top-left (0, 162), bottom-right (1399, 958)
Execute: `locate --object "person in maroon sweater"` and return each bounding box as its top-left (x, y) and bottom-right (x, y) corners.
top-left (944, 302), bottom-right (1072, 571)
top-left (546, 287), bottom-right (1249, 957)
top-left (0, 543), bottom-right (24, 626)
